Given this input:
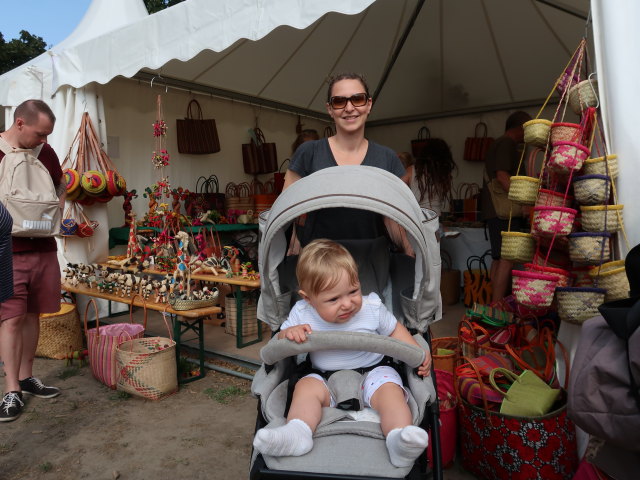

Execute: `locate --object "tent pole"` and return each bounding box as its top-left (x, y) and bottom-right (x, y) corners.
top-left (533, 0), bottom-right (589, 20)
top-left (371, 0), bottom-right (426, 104)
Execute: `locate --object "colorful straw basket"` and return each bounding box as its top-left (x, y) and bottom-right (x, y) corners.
top-left (523, 119), bottom-right (552, 148)
top-left (556, 287), bottom-right (606, 325)
top-left (512, 270), bottom-right (559, 308)
top-left (589, 260), bottom-right (630, 302)
top-left (568, 79), bottom-right (599, 114)
top-left (81, 170), bottom-right (107, 196)
top-left (580, 204), bottom-right (624, 233)
top-left (531, 206), bottom-right (577, 237)
top-left (568, 232), bottom-right (611, 265)
top-left (582, 154), bottom-right (618, 178)
top-left (550, 122), bottom-right (583, 144)
top-left (548, 141), bottom-right (590, 174)
top-left (525, 263), bottom-right (572, 288)
top-left (573, 174), bottom-right (611, 206)
top-left (508, 176), bottom-right (539, 205)
top-left (63, 168), bottom-right (81, 195)
top-left (500, 231), bottom-right (535, 263)
top-left (535, 188), bottom-right (573, 208)
top-left (105, 170), bottom-right (127, 196)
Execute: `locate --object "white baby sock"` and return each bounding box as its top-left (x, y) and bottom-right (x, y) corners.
top-left (253, 418), bottom-right (314, 457)
top-left (386, 425), bottom-right (429, 468)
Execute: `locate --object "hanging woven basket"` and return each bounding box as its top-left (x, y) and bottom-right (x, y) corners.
top-left (523, 119), bottom-right (552, 148)
top-left (573, 174), bottom-right (611, 206)
top-left (580, 204), bottom-right (624, 233)
top-left (535, 188), bottom-right (573, 208)
top-left (63, 168), bottom-right (81, 195)
top-left (106, 170), bottom-right (127, 196)
top-left (500, 232), bottom-right (535, 263)
top-left (550, 122), bottom-right (583, 144)
top-left (548, 141), bottom-right (590, 175)
top-left (508, 176), bottom-right (540, 205)
top-left (81, 170), bottom-right (107, 196)
top-left (524, 263), bottom-right (572, 288)
top-left (556, 287), bottom-right (606, 325)
top-left (589, 260), bottom-right (630, 302)
top-left (531, 206), bottom-right (577, 238)
top-left (582, 154), bottom-right (618, 178)
top-left (512, 270), bottom-right (559, 308)
top-left (568, 231), bottom-right (611, 265)
top-left (568, 79), bottom-right (599, 114)
top-left (571, 266), bottom-right (593, 287)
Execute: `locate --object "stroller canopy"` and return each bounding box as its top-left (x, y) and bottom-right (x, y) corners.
top-left (257, 165), bottom-right (442, 333)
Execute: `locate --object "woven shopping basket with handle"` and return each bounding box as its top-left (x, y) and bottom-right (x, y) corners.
top-left (36, 301), bottom-right (83, 360)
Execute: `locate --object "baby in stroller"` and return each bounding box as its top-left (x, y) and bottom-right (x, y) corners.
top-left (253, 239), bottom-right (432, 467)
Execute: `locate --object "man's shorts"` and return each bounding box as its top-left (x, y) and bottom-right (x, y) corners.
top-left (0, 251), bottom-right (61, 320)
top-left (305, 366), bottom-right (408, 408)
top-left (486, 217), bottom-right (525, 260)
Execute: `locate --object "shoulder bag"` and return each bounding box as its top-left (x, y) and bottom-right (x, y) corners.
top-left (483, 168), bottom-right (523, 219)
top-left (176, 100), bottom-right (221, 154)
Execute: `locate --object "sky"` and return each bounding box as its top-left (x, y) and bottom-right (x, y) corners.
top-left (0, 0), bottom-right (93, 47)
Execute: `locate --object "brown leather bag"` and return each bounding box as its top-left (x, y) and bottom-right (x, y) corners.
top-left (464, 122), bottom-right (494, 162)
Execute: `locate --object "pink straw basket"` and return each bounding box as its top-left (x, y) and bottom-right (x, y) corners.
top-left (550, 122), bottom-right (583, 144)
top-left (531, 206), bottom-right (577, 237)
top-left (535, 188), bottom-right (573, 208)
top-left (548, 141), bottom-right (590, 175)
top-left (512, 270), bottom-right (559, 308)
top-left (525, 263), bottom-right (572, 288)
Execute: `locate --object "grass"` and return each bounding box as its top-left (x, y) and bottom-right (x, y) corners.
top-left (0, 442), bottom-right (16, 455)
top-left (203, 385), bottom-right (247, 404)
top-left (109, 391), bottom-right (131, 401)
top-left (57, 366), bottom-right (81, 380)
top-left (38, 462), bottom-right (53, 473)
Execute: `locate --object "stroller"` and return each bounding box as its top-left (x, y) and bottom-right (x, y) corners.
top-left (251, 166), bottom-right (444, 479)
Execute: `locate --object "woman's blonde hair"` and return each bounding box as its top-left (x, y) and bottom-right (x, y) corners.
top-left (296, 239), bottom-right (359, 296)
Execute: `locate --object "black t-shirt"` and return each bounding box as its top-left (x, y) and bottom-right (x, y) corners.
top-left (289, 138), bottom-right (405, 245)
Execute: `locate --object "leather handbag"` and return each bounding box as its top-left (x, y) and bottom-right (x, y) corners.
top-left (176, 100), bottom-right (221, 154)
top-left (410, 126), bottom-right (431, 158)
top-left (463, 122), bottom-right (494, 162)
top-left (242, 128), bottom-right (278, 174)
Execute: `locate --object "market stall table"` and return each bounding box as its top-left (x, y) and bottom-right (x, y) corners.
top-left (62, 281), bottom-right (221, 384)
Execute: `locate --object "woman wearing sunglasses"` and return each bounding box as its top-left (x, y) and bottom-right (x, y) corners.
top-left (283, 73), bottom-right (407, 250)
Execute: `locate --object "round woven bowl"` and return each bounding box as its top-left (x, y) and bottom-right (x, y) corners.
top-left (556, 287), bottom-right (606, 324)
top-left (589, 260), bottom-right (630, 302)
top-left (512, 270), bottom-right (559, 308)
top-left (580, 204), bottom-right (624, 232)
top-left (508, 176), bottom-right (539, 205)
top-left (550, 122), bottom-right (583, 144)
top-left (568, 79), bottom-right (599, 114)
top-left (525, 263), bottom-right (572, 287)
top-left (531, 206), bottom-right (577, 238)
top-left (568, 232), bottom-right (611, 265)
top-left (548, 141), bottom-right (590, 174)
top-left (523, 119), bottom-right (552, 148)
top-left (501, 231), bottom-right (535, 263)
top-left (582, 154), bottom-right (618, 178)
top-left (573, 174), bottom-right (611, 206)
top-left (535, 188), bottom-right (573, 208)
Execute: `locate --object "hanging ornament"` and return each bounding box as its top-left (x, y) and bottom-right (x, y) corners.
top-left (152, 94), bottom-right (170, 168)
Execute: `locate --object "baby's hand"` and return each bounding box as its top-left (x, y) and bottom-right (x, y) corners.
top-left (281, 324), bottom-right (312, 343)
top-left (416, 349), bottom-right (432, 377)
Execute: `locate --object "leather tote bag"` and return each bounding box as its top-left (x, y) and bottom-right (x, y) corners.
top-left (243, 128), bottom-right (278, 174)
top-left (176, 100), bottom-right (221, 154)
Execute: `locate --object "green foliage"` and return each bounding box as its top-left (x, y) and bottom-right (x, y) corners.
top-left (144, 0), bottom-right (186, 14)
top-left (203, 386), bottom-right (247, 404)
top-left (0, 31), bottom-right (48, 74)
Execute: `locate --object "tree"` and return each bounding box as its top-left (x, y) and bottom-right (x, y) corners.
top-left (0, 31), bottom-right (48, 74)
top-left (144, 0), bottom-right (186, 14)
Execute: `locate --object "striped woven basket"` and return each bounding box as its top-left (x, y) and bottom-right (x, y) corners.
top-left (550, 122), bottom-right (583, 144)
top-left (531, 206), bottom-right (577, 237)
top-left (573, 175), bottom-right (611, 206)
top-left (523, 119), bottom-right (552, 148)
top-left (568, 79), bottom-right (599, 114)
top-left (500, 231), bottom-right (535, 263)
top-left (508, 176), bottom-right (539, 205)
top-left (512, 270), bottom-right (559, 308)
top-left (556, 287), bottom-right (606, 325)
top-left (589, 260), bottom-right (630, 302)
top-left (535, 189), bottom-right (573, 208)
top-left (580, 204), bottom-right (624, 232)
top-left (582, 154), bottom-right (618, 178)
top-left (36, 303), bottom-right (83, 360)
top-left (568, 232), bottom-right (611, 265)
top-left (524, 263), bottom-right (572, 288)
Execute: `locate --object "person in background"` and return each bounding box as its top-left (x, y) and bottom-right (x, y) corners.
top-left (481, 110), bottom-right (531, 303)
top-left (397, 151), bottom-right (415, 186)
top-left (283, 73), bottom-right (408, 249)
top-left (253, 239), bottom-right (431, 467)
top-left (0, 100), bottom-right (64, 422)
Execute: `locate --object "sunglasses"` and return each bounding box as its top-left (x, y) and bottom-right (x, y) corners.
top-left (328, 93), bottom-right (369, 110)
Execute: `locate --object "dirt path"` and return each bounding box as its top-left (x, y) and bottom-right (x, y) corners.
top-left (1, 358), bottom-right (256, 480)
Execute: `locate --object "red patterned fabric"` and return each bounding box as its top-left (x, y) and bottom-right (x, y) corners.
top-left (458, 398), bottom-right (578, 479)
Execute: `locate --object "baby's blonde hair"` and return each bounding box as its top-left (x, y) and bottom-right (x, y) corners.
top-left (296, 239), bottom-right (359, 297)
